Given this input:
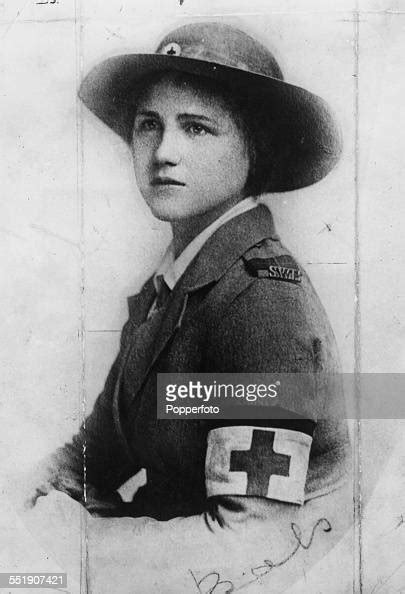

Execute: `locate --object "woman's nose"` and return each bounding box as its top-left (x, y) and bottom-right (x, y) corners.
top-left (154, 128), bottom-right (181, 166)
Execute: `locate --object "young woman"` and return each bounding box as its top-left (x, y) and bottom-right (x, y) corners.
top-left (28, 21), bottom-right (349, 529)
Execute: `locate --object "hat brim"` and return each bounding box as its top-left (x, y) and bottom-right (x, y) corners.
top-left (79, 53), bottom-right (342, 193)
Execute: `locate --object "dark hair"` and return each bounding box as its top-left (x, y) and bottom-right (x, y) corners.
top-left (127, 70), bottom-right (282, 197)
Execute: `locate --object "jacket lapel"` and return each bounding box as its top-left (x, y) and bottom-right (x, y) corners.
top-left (126, 278), bottom-right (156, 327)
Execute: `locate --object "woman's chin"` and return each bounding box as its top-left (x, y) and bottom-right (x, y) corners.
top-left (147, 198), bottom-right (199, 222)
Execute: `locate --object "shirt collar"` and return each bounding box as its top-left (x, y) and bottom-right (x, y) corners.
top-left (154, 196), bottom-right (260, 291)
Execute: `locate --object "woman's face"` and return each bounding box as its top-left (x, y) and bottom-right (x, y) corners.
top-left (131, 74), bottom-right (250, 222)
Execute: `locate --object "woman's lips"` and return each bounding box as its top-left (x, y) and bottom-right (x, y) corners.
top-left (152, 177), bottom-right (185, 186)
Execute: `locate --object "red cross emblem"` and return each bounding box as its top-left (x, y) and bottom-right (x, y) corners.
top-left (230, 429), bottom-right (291, 496)
top-left (161, 42), bottom-right (181, 56)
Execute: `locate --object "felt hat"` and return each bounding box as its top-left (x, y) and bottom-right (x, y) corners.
top-left (79, 22), bottom-right (342, 192)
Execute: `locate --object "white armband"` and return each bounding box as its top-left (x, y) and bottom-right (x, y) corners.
top-left (205, 426), bottom-right (312, 505)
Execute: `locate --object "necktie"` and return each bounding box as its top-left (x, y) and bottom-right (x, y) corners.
top-left (152, 274), bottom-right (171, 313)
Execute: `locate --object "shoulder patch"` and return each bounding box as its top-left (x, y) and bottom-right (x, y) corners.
top-left (244, 253), bottom-right (302, 285)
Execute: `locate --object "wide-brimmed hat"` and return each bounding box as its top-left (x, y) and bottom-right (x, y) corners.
top-left (79, 22), bottom-right (342, 193)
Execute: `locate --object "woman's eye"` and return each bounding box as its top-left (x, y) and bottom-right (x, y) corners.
top-left (136, 119), bottom-right (159, 133)
top-left (185, 123), bottom-right (209, 136)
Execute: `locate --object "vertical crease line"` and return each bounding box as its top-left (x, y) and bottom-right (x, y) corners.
top-left (353, 2), bottom-right (363, 593)
top-left (74, 0), bottom-right (87, 592)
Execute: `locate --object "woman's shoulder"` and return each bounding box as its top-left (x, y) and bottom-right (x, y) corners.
top-left (212, 235), bottom-right (325, 319)
top-left (203, 236), bottom-right (341, 371)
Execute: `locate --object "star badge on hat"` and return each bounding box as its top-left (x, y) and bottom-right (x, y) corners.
top-left (161, 42), bottom-right (181, 56)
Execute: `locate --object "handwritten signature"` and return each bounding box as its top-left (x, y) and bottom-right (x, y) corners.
top-left (189, 518), bottom-right (332, 593)
top-left (36, 1), bottom-right (58, 5)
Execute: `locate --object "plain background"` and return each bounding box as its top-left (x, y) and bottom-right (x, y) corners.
top-left (1, 0), bottom-right (404, 591)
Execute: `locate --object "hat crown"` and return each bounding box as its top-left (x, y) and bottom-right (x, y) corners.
top-left (156, 22), bottom-right (284, 80)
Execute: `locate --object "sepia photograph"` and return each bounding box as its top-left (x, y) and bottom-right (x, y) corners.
top-left (1, 1), bottom-right (404, 592)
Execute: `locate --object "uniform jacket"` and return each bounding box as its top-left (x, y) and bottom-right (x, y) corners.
top-left (50, 205), bottom-right (349, 520)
